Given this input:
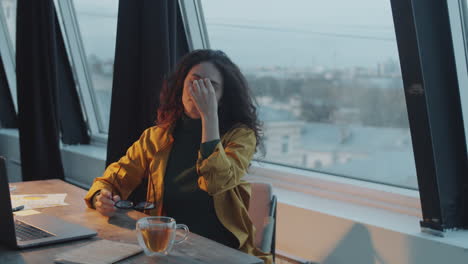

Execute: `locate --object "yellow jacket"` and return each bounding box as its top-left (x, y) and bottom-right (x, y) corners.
top-left (84, 124), bottom-right (273, 264)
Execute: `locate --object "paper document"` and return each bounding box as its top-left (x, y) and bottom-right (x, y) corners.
top-left (14, 209), bottom-right (41, 216)
top-left (10, 193), bottom-right (68, 210)
top-left (54, 239), bottom-right (143, 264)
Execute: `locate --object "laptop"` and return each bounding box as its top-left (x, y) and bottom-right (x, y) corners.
top-left (0, 156), bottom-right (97, 248)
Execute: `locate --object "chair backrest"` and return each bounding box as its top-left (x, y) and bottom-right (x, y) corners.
top-left (248, 181), bottom-right (276, 254)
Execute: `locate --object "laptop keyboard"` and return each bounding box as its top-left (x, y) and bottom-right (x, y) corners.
top-left (15, 220), bottom-right (54, 241)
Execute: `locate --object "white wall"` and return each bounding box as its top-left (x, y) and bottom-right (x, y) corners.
top-left (277, 202), bottom-right (468, 264)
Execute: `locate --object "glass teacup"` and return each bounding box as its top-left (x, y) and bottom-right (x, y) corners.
top-left (136, 216), bottom-right (189, 256)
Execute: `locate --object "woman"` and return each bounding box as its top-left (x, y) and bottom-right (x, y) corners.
top-left (84, 50), bottom-right (272, 263)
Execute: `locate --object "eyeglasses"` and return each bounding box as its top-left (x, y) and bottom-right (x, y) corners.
top-left (115, 200), bottom-right (155, 210)
top-left (111, 166), bottom-right (155, 210)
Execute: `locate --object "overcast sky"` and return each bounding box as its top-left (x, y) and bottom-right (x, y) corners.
top-left (201, 0), bottom-right (399, 69)
top-left (72, 0), bottom-right (401, 70)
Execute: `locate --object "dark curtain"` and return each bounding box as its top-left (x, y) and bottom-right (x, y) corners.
top-left (0, 56), bottom-right (17, 128)
top-left (16, 0), bottom-right (89, 181)
top-left (17, 0), bottom-right (63, 181)
top-left (106, 0), bottom-right (188, 166)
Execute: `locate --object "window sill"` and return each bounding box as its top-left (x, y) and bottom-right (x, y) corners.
top-left (247, 161), bottom-right (422, 233)
top-left (61, 143), bottom-right (107, 161)
top-left (0, 128), bottom-right (108, 188)
top-left (249, 161), bottom-right (421, 218)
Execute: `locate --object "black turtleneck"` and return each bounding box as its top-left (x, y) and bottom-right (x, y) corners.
top-left (163, 115), bottom-right (239, 249)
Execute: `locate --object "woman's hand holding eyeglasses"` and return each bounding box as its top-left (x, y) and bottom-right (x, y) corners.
top-left (94, 188), bottom-right (121, 217)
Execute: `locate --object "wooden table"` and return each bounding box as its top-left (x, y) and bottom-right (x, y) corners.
top-left (0, 179), bottom-right (263, 264)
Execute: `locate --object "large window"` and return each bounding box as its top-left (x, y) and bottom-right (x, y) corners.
top-left (201, 0), bottom-right (418, 188)
top-left (0, 0), bottom-right (15, 49)
top-left (73, 0), bottom-right (118, 133)
top-left (0, 0), bottom-right (16, 112)
top-left (459, 0), bottom-right (468, 147)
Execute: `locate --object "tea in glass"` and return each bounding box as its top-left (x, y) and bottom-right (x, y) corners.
top-left (136, 216), bottom-right (189, 256)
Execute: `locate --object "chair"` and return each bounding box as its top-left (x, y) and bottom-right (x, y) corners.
top-left (248, 181), bottom-right (277, 261)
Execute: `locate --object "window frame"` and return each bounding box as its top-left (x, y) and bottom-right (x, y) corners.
top-left (178, 0), bottom-right (210, 50)
top-left (391, 0), bottom-right (468, 231)
top-left (55, 0), bottom-right (109, 143)
top-left (0, 2), bottom-right (17, 113)
top-left (456, 0), bottom-right (468, 147)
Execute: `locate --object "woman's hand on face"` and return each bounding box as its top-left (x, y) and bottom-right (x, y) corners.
top-left (94, 188), bottom-right (121, 217)
top-left (189, 78), bottom-right (221, 142)
top-left (189, 78), bottom-right (218, 120)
